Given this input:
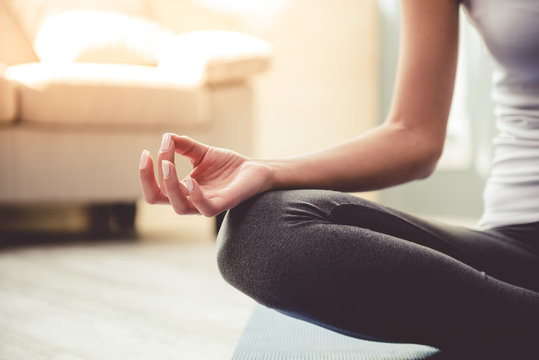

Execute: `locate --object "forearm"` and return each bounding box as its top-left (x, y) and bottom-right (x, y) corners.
top-left (262, 122), bottom-right (442, 193)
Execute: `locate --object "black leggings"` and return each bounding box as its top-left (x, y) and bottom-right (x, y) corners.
top-left (216, 190), bottom-right (539, 358)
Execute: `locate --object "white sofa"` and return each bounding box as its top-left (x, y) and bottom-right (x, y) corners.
top-left (0, 0), bottom-right (271, 235)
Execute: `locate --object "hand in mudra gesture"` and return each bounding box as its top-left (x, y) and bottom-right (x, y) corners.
top-left (139, 133), bottom-right (272, 217)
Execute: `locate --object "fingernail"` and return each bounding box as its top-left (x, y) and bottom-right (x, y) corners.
top-left (162, 160), bottom-right (171, 179)
top-left (160, 134), bottom-right (171, 152)
top-left (139, 149), bottom-right (150, 170)
top-left (185, 176), bottom-right (194, 192)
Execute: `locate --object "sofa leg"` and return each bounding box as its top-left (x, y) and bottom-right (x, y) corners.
top-left (87, 203), bottom-right (137, 238)
top-left (111, 203), bottom-right (137, 235)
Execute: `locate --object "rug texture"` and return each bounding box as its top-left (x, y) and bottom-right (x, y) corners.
top-left (232, 304), bottom-right (440, 360)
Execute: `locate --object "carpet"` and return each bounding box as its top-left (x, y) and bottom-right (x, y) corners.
top-left (232, 304), bottom-right (440, 360)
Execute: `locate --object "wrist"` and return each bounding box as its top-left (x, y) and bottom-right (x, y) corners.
top-left (257, 158), bottom-right (292, 191)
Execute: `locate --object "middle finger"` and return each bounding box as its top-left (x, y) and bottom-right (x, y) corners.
top-left (158, 133), bottom-right (176, 195)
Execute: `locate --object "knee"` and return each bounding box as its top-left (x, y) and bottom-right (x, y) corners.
top-left (216, 191), bottom-right (289, 307)
top-left (215, 189), bottom-right (351, 307)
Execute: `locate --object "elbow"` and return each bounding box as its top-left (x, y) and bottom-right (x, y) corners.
top-left (383, 120), bottom-right (445, 182)
top-left (415, 144), bottom-right (443, 180)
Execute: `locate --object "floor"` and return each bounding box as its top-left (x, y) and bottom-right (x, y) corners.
top-left (0, 202), bottom-right (255, 360)
top-left (0, 200), bottom-right (480, 360)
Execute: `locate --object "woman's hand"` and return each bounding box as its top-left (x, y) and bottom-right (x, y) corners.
top-left (139, 133), bottom-right (273, 217)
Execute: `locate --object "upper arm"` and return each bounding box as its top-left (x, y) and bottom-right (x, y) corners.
top-left (386, 0), bottom-right (461, 157)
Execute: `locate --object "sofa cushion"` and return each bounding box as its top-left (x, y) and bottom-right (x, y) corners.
top-left (34, 10), bottom-right (174, 65)
top-left (5, 0), bottom-right (172, 65)
top-left (159, 31), bottom-right (272, 85)
top-left (5, 62), bottom-right (210, 127)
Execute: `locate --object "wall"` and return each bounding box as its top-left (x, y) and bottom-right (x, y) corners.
top-left (243, 0), bottom-right (380, 159)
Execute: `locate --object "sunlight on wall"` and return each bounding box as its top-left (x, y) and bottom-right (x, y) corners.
top-left (192, 0), bottom-right (288, 16)
top-left (250, 0), bottom-right (380, 159)
top-left (439, 11), bottom-right (474, 171)
top-left (189, 0), bottom-right (288, 28)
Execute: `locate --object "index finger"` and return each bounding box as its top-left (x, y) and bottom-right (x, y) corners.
top-left (172, 135), bottom-right (210, 168)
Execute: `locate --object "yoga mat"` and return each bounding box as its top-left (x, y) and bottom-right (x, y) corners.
top-left (232, 304), bottom-right (440, 360)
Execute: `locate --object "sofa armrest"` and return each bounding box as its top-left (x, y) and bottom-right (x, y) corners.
top-left (158, 31), bottom-right (272, 86)
top-left (0, 63), bottom-right (16, 124)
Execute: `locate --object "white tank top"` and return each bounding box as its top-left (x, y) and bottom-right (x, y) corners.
top-left (461, 0), bottom-right (539, 229)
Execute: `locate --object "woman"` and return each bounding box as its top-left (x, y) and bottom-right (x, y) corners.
top-left (139, 0), bottom-right (539, 357)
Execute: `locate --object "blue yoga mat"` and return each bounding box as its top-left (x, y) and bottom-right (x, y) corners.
top-left (232, 304), bottom-right (441, 360)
